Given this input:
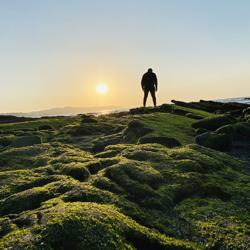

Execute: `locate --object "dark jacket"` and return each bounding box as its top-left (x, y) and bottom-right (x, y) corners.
top-left (141, 72), bottom-right (158, 90)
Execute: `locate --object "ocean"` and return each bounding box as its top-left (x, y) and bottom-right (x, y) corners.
top-left (216, 97), bottom-right (250, 105)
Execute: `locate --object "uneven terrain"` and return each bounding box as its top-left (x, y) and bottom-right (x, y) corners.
top-left (0, 100), bottom-right (249, 249)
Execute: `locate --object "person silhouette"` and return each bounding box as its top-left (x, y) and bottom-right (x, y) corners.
top-left (141, 68), bottom-right (158, 107)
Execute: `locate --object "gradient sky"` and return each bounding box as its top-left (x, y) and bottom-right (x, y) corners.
top-left (1, 0), bottom-right (250, 112)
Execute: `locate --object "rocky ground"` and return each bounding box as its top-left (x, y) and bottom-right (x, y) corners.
top-left (0, 100), bottom-right (249, 249)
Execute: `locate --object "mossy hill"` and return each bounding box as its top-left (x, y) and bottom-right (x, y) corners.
top-left (0, 100), bottom-right (249, 250)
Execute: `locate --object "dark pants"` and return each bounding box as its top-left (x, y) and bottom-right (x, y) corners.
top-left (143, 87), bottom-right (156, 107)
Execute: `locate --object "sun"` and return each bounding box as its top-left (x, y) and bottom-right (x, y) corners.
top-left (96, 83), bottom-right (108, 95)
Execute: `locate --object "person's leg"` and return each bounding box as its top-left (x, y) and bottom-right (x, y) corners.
top-left (150, 88), bottom-right (156, 107)
top-left (143, 89), bottom-right (149, 107)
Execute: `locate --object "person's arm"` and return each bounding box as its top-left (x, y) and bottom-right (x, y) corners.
top-left (155, 74), bottom-right (158, 91)
top-left (141, 75), bottom-right (145, 90)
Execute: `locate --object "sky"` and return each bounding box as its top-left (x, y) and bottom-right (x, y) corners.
top-left (0, 0), bottom-right (250, 112)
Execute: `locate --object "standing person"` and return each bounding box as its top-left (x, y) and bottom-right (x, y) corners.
top-left (141, 68), bottom-right (158, 107)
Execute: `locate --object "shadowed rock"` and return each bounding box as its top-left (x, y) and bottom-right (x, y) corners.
top-left (172, 99), bottom-right (249, 114)
top-left (38, 125), bottom-right (53, 131)
top-left (195, 132), bottom-right (232, 152)
top-left (195, 128), bottom-right (208, 135)
top-left (11, 135), bottom-right (42, 148)
top-left (62, 163), bottom-right (90, 181)
top-left (139, 135), bottom-right (181, 148)
top-left (192, 115), bottom-right (236, 131)
top-left (186, 113), bottom-right (203, 120)
top-left (123, 120), bottom-right (153, 143)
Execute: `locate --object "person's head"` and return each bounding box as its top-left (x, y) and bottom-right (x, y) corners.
top-left (147, 68), bottom-right (153, 73)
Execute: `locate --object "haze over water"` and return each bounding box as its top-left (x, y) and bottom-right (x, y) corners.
top-left (1, 0), bottom-right (250, 113)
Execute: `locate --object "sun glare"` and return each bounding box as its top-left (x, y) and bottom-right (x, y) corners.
top-left (96, 83), bottom-right (108, 95)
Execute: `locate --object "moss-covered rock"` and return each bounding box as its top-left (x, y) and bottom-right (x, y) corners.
top-left (195, 128), bottom-right (208, 135)
top-left (192, 115), bottom-right (236, 131)
top-left (129, 107), bottom-right (157, 115)
top-left (185, 113), bottom-right (203, 120)
top-left (31, 203), bottom-right (196, 250)
top-left (122, 120), bottom-right (153, 143)
top-left (233, 122), bottom-right (250, 139)
top-left (92, 133), bottom-right (122, 152)
top-left (0, 103), bottom-right (249, 249)
top-left (0, 187), bottom-right (51, 215)
top-left (0, 135), bottom-right (15, 147)
top-left (84, 158), bottom-right (120, 174)
top-left (139, 135), bottom-right (181, 148)
top-left (38, 124), bottom-right (53, 130)
top-left (10, 135), bottom-right (42, 148)
top-left (216, 124), bottom-right (234, 136)
top-left (62, 163), bottom-right (90, 181)
top-left (195, 132), bottom-right (232, 152)
top-left (81, 116), bottom-right (98, 123)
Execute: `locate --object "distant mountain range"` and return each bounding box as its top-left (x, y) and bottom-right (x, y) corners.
top-left (0, 106), bottom-right (125, 118)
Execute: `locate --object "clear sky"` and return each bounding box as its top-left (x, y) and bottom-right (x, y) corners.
top-left (1, 0), bottom-right (250, 112)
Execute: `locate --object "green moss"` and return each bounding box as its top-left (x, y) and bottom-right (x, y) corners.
top-left (0, 135), bottom-right (15, 147)
top-left (195, 132), bottom-right (232, 152)
top-left (0, 116), bottom-right (80, 132)
top-left (195, 128), bottom-right (208, 135)
top-left (62, 183), bottom-right (118, 204)
top-left (216, 124), bottom-right (234, 135)
top-left (192, 115), bottom-right (236, 131)
top-left (0, 170), bottom-right (62, 199)
top-left (92, 176), bottom-right (124, 194)
top-left (185, 113), bottom-right (203, 120)
top-left (36, 202), bottom-right (197, 250)
top-left (0, 217), bottom-right (17, 237)
top-left (175, 198), bottom-right (250, 249)
top-left (0, 107), bottom-right (249, 249)
top-left (175, 159), bottom-right (204, 173)
top-left (0, 143), bottom-right (93, 171)
top-left (0, 187), bottom-right (51, 215)
top-left (138, 113), bottom-right (195, 145)
top-left (139, 135), bottom-right (181, 148)
top-left (62, 162), bottom-right (90, 181)
top-left (233, 122), bottom-right (250, 139)
top-left (168, 145), bottom-right (225, 171)
top-left (121, 148), bottom-right (169, 163)
top-left (84, 158), bottom-right (120, 174)
top-left (38, 124), bottom-right (54, 130)
top-left (122, 120), bottom-right (153, 143)
top-left (0, 228), bottom-right (34, 249)
top-left (92, 133), bottom-right (123, 152)
top-left (172, 105), bottom-right (213, 118)
top-left (11, 135), bottom-right (42, 148)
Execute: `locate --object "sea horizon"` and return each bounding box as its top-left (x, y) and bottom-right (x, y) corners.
top-left (1, 96), bottom-right (249, 118)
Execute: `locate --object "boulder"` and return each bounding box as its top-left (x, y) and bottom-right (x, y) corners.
top-left (81, 116), bottom-right (98, 123)
top-left (172, 108), bottom-right (188, 116)
top-left (233, 122), bottom-right (250, 140)
top-left (122, 120), bottom-right (153, 143)
top-left (192, 115), bottom-right (236, 131)
top-left (195, 132), bottom-right (232, 152)
top-left (139, 135), bottom-right (181, 148)
top-left (195, 128), bottom-right (208, 135)
top-left (129, 107), bottom-right (159, 115)
top-left (11, 135), bottom-right (42, 148)
top-left (158, 104), bottom-right (172, 113)
top-left (0, 135), bottom-right (15, 147)
top-left (62, 163), bottom-right (90, 182)
top-left (216, 125), bottom-right (234, 136)
top-left (186, 113), bottom-right (203, 120)
top-left (92, 134), bottom-right (122, 153)
top-left (38, 125), bottom-right (53, 131)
